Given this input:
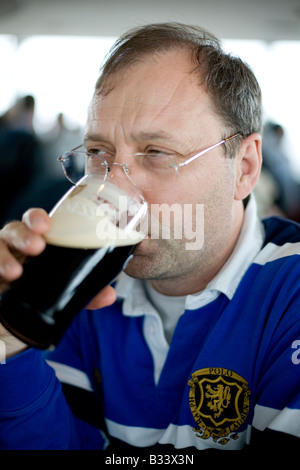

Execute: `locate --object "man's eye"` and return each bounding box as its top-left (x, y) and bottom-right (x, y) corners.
top-left (87, 148), bottom-right (106, 155)
top-left (85, 147), bottom-right (98, 154)
top-left (88, 149), bottom-right (115, 161)
top-left (140, 151), bottom-right (175, 170)
top-left (146, 149), bottom-right (173, 158)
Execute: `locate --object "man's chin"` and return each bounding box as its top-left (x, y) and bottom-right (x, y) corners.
top-left (123, 253), bottom-right (148, 279)
top-left (130, 236), bottom-right (152, 258)
top-left (123, 246), bottom-right (158, 280)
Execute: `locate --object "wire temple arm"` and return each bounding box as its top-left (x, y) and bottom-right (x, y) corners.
top-left (178, 132), bottom-right (242, 167)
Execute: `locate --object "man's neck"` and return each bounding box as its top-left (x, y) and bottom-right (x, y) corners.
top-left (150, 201), bottom-right (245, 297)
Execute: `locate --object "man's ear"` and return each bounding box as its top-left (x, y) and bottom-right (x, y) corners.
top-left (234, 133), bottom-right (262, 201)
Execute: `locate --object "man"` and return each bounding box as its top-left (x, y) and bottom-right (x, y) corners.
top-left (0, 23), bottom-right (299, 451)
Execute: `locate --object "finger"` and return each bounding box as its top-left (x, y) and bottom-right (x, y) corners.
top-left (0, 220), bottom-right (47, 256)
top-left (0, 323), bottom-right (9, 337)
top-left (85, 285), bottom-right (117, 310)
top-left (0, 242), bottom-right (24, 282)
top-left (22, 208), bottom-right (51, 234)
top-left (0, 209), bottom-right (50, 281)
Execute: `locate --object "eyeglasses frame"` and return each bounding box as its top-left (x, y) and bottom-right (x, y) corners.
top-left (58, 132), bottom-right (242, 184)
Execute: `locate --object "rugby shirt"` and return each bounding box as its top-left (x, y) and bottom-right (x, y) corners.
top-left (0, 196), bottom-right (300, 451)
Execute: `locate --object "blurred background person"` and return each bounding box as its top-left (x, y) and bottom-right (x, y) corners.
top-left (0, 110), bottom-right (80, 223)
top-left (0, 95), bottom-right (41, 225)
top-left (260, 121), bottom-right (300, 222)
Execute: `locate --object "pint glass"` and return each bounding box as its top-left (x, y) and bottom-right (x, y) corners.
top-left (0, 174), bottom-right (147, 349)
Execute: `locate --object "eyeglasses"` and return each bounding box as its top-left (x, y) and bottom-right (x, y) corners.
top-left (58, 132), bottom-right (242, 190)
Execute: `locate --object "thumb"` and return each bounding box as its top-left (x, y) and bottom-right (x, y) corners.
top-left (85, 285), bottom-right (117, 310)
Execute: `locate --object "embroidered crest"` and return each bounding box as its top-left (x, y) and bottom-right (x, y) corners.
top-left (188, 367), bottom-right (251, 445)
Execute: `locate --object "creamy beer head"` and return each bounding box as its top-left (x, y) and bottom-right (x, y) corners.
top-left (45, 176), bottom-right (146, 249)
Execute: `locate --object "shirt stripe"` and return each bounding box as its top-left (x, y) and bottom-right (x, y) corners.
top-left (47, 360), bottom-right (93, 392)
top-left (253, 404), bottom-right (300, 437)
top-left (254, 242), bottom-right (300, 266)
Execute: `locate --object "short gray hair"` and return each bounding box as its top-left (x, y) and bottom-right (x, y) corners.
top-left (95, 22), bottom-right (262, 156)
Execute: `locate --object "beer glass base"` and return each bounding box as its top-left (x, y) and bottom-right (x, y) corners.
top-left (0, 293), bottom-right (55, 349)
top-left (0, 242), bottom-right (138, 350)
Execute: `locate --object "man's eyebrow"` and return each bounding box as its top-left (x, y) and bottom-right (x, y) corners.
top-left (85, 131), bottom-right (175, 142)
top-left (132, 130), bottom-right (175, 142)
top-left (84, 133), bottom-right (109, 144)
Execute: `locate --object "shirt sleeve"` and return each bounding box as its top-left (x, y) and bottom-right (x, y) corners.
top-left (249, 313), bottom-right (300, 451)
top-left (0, 346), bottom-right (105, 449)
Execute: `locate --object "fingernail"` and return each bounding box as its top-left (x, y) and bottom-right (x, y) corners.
top-left (29, 216), bottom-right (45, 229)
top-left (0, 261), bottom-right (22, 278)
top-left (23, 211), bottom-right (44, 229)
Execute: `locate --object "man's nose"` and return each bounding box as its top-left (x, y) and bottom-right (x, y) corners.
top-left (107, 163), bottom-right (136, 196)
top-left (109, 162), bottom-right (129, 180)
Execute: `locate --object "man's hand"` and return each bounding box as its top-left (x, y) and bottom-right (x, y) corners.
top-left (0, 207), bottom-right (117, 356)
top-left (0, 208), bottom-right (51, 356)
top-left (0, 208), bottom-right (50, 285)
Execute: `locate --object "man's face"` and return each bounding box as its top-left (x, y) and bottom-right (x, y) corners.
top-left (86, 49), bottom-right (242, 294)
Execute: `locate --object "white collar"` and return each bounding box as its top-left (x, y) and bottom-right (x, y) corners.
top-left (193, 196), bottom-right (264, 300)
top-left (115, 195), bottom-right (265, 315)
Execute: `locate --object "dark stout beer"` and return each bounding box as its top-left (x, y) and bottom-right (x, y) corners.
top-left (0, 242), bottom-right (136, 349)
top-left (0, 176), bottom-right (146, 349)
